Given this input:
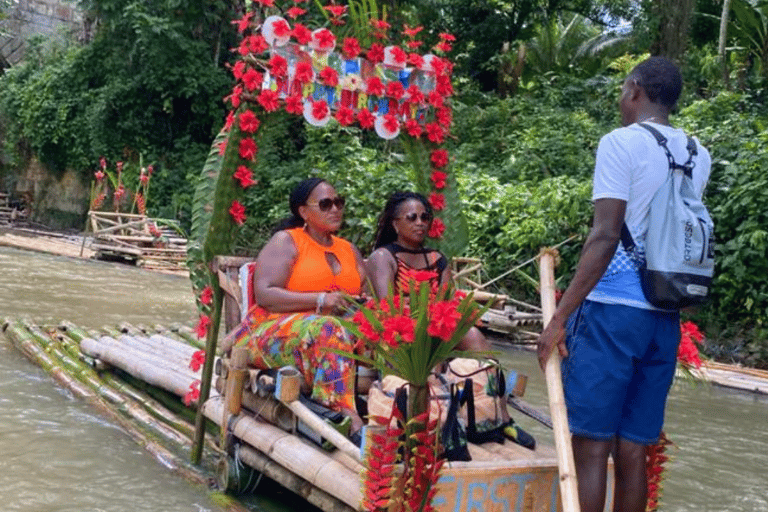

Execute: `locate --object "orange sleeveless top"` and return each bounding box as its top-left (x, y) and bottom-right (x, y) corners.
top-left (284, 228), bottom-right (363, 295)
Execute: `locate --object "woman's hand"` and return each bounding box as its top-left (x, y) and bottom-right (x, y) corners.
top-left (321, 292), bottom-right (349, 314)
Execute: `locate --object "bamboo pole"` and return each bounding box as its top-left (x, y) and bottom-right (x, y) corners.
top-left (538, 249), bottom-right (580, 512)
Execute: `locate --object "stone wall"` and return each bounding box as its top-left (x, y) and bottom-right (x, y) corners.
top-left (17, 157), bottom-right (89, 229)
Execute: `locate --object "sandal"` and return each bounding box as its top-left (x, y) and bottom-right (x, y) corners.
top-left (503, 419), bottom-right (536, 450)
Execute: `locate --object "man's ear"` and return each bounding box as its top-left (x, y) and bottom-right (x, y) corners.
top-left (629, 79), bottom-right (644, 101)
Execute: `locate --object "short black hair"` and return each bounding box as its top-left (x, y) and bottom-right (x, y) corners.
top-left (630, 57), bottom-right (682, 111)
top-left (373, 191), bottom-right (432, 248)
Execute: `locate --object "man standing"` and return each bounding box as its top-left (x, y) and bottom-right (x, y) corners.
top-left (537, 57), bottom-right (711, 512)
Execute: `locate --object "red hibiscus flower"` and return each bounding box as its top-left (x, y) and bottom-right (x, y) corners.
top-left (183, 380), bottom-right (200, 406)
top-left (389, 46), bottom-right (407, 65)
top-left (383, 113), bottom-right (399, 132)
top-left (238, 137), bottom-right (258, 160)
top-left (366, 76), bottom-right (385, 96)
top-left (403, 24), bottom-right (423, 38)
top-left (294, 61), bottom-right (313, 83)
top-left (257, 89), bottom-right (280, 112)
top-left (195, 314), bottom-right (211, 339)
top-left (430, 170), bottom-right (447, 189)
top-left (382, 315), bottom-right (416, 347)
top-left (319, 66), bottom-right (338, 86)
top-left (436, 74), bottom-right (454, 96)
top-left (284, 94), bottom-right (304, 115)
top-left (189, 349), bottom-right (206, 372)
top-left (234, 165), bottom-right (257, 188)
top-left (286, 6), bottom-right (306, 18)
top-left (268, 54), bottom-right (288, 78)
top-left (226, 85), bottom-right (243, 108)
top-left (200, 285), bottom-right (213, 306)
top-left (357, 108), bottom-right (375, 129)
top-left (426, 300), bottom-right (461, 341)
top-left (425, 122), bottom-right (445, 144)
top-left (429, 192), bottom-right (445, 211)
top-left (427, 90), bottom-right (444, 108)
top-left (429, 217), bottom-right (446, 238)
top-left (313, 28), bottom-right (335, 51)
top-left (241, 68), bottom-right (263, 92)
top-left (233, 12), bottom-right (253, 34)
top-left (405, 84), bottom-right (424, 104)
top-left (404, 118), bottom-right (422, 138)
top-left (335, 106), bottom-right (355, 126)
top-left (312, 100), bottom-right (329, 120)
top-left (229, 200), bottom-right (247, 225)
top-left (430, 149), bottom-right (449, 168)
top-left (408, 53), bottom-right (424, 68)
top-left (385, 80), bottom-right (405, 100)
top-left (436, 106), bottom-right (452, 127)
top-left (406, 40), bottom-right (423, 49)
top-left (367, 43), bottom-right (385, 63)
top-left (231, 60), bottom-right (246, 80)
top-left (342, 37), bottom-right (361, 60)
top-left (292, 23), bottom-right (312, 44)
top-left (272, 18), bottom-right (291, 38)
top-left (238, 109), bottom-right (260, 133)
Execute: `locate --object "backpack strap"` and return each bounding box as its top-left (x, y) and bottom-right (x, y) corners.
top-left (638, 122), bottom-right (697, 178)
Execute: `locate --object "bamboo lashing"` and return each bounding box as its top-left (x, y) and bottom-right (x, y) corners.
top-left (538, 248), bottom-right (581, 512)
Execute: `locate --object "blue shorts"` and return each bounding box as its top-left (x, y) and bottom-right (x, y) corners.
top-left (561, 300), bottom-right (680, 445)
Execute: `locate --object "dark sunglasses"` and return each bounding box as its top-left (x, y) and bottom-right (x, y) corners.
top-left (399, 212), bottom-right (433, 223)
top-left (307, 196), bottom-right (346, 212)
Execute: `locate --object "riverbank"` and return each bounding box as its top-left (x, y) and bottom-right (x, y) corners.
top-left (0, 224), bottom-right (188, 277)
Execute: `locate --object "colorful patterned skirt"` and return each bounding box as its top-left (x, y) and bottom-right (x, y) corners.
top-left (232, 306), bottom-right (357, 412)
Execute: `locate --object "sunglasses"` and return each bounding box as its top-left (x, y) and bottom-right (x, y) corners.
top-left (307, 196), bottom-right (346, 212)
top-left (398, 212), bottom-right (433, 223)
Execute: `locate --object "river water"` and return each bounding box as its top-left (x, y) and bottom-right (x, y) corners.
top-left (0, 245), bottom-right (766, 511)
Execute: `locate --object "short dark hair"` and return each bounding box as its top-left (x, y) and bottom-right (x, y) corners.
top-left (373, 191), bottom-right (433, 248)
top-left (630, 57), bottom-right (682, 111)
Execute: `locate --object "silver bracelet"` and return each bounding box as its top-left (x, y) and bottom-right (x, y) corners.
top-left (315, 292), bottom-right (326, 314)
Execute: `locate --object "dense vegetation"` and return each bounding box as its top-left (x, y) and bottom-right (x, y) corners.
top-left (1, 0), bottom-right (767, 366)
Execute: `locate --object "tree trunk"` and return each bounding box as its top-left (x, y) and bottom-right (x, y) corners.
top-left (649, 0), bottom-right (697, 62)
top-left (719, 0), bottom-right (733, 88)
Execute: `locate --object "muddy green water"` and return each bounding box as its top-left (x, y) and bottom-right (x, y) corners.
top-left (1, 246), bottom-right (766, 511)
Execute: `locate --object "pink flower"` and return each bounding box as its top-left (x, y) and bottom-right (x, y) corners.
top-left (234, 165), bottom-right (257, 188)
top-left (238, 109), bottom-right (260, 133)
top-left (229, 200), bottom-right (247, 225)
top-left (94, 170), bottom-right (105, 181)
top-left (99, 156), bottom-right (106, 170)
top-left (238, 137), bottom-right (258, 160)
top-left (428, 217), bottom-right (446, 238)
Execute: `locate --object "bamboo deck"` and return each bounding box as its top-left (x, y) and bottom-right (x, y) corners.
top-left (1, 318), bottom-right (597, 512)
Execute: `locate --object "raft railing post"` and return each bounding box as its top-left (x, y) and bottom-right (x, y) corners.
top-left (191, 267), bottom-right (223, 465)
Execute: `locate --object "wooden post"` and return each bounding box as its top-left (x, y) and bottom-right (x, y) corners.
top-left (538, 248), bottom-right (581, 512)
top-left (225, 347), bottom-right (250, 415)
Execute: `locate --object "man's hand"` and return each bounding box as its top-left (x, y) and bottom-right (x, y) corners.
top-left (537, 318), bottom-right (569, 371)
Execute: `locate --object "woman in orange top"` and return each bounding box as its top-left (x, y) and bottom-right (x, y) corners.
top-left (229, 178), bottom-right (366, 433)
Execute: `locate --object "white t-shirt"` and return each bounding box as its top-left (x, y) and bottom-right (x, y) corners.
top-left (586, 122), bottom-right (712, 310)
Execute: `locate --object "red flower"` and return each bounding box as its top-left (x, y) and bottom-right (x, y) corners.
top-left (323, 4), bottom-right (347, 17)
top-left (367, 43), bottom-right (385, 63)
top-left (292, 23), bottom-right (312, 45)
top-left (268, 54), bottom-right (288, 78)
top-left (231, 60), bottom-right (246, 80)
top-left (425, 122), bottom-right (445, 144)
top-left (428, 217), bottom-right (446, 238)
top-left (234, 165), bottom-right (257, 188)
top-left (429, 192), bottom-right (445, 210)
top-left (272, 18), bottom-right (291, 38)
top-left (254, 0), bottom-right (275, 6)
top-left (229, 200), bottom-right (247, 225)
top-left (308, 100), bottom-right (327, 120)
top-left (189, 349), bottom-right (206, 372)
top-left (404, 118), bottom-right (422, 138)
top-left (436, 106), bottom-right (452, 127)
top-left (200, 285), bottom-right (213, 306)
top-left (257, 89), bottom-right (280, 112)
top-left (403, 24), bottom-right (423, 38)
top-left (239, 35), bottom-right (267, 56)
top-left (366, 76), bottom-right (385, 96)
top-left (436, 74), bottom-right (454, 96)
top-left (183, 380), bottom-right (200, 406)
top-left (238, 137), bottom-right (258, 160)
top-left (226, 85), bottom-right (243, 108)
top-left (353, 310), bottom-right (380, 342)
top-left (319, 66), bottom-right (338, 86)
top-left (406, 40), bottom-right (423, 50)
top-left (313, 28), bottom-right (336, 51)
top-left (435, 41), bottom-right (452, 53)
top-left (388, 46), bottom-right (407, 66)
top-left (383, 113), bottom-right (399, 132)
top-left (286, 6), bottom-right (306, 18)
top-left (195, 314), bottom-right (211, 339)
top-left (94, 170), bottom-right (105, 181)
top-left (381, 315), bottom-right (416, 347)
top-left (405, 84), bottom-right (424, 105)
top-left (233, 12), bottom-right (253, 34)
top-left (284, 94), bottom-right (304, 115)
top-left (241, 68), bottom-right (263, 92)
top-left (407, 53), bottom-right (424, 68)
top-left (430, 149), bottom-right (449, 168)
top-left (99, 156), bottom-right (106, 170)
top-left (427, 300), bottom-right (461, 341)
top-left (342, 37), bottom-right (361, 60)
top-left (224, 111), bottom-right (235, 131)
top-left (370, 19), bottom-right (390, 32)
top-left (294, 61), bottom-right (313, 84)
top-left (139, 173), bottom-right (149, 185)
top-left (218, 139), bottom-right (227, 155)
top-left (427, 90), bottom-right (444, 108)
top-left (430, 170), bottom-right (447, 189)
top-left (439, 32), bottom-right (456, 42)
top-left (335, 106), bottom-right (355, 126)
top-left (357, 108), bottom-right (375, 129)
top-left (238, 109), bottom-right (260, 133)
top-left (385, 80), bottom-right (405, 100)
